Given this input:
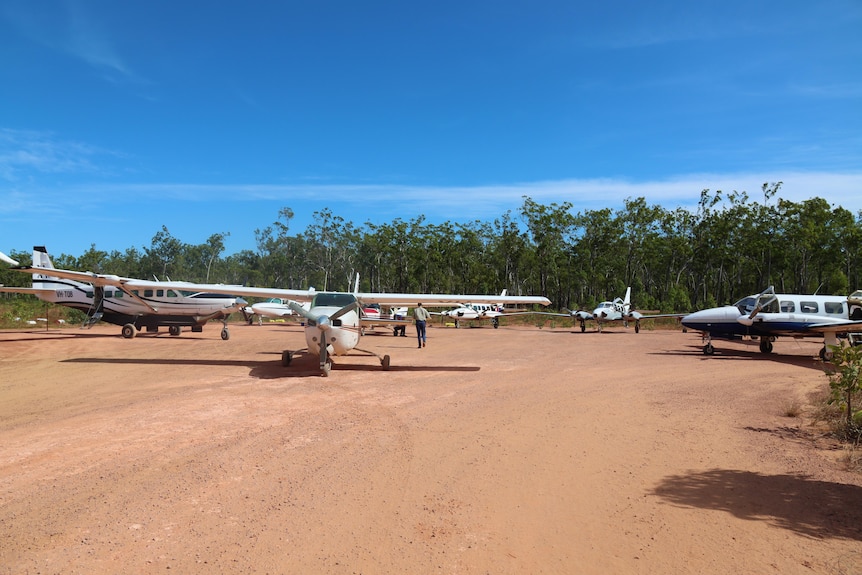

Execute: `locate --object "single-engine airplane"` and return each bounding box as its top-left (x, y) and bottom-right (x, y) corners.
top-left (3, 249), bottom-right (551, 375)
top-left (243, 297), bottom-right (308, 324)
top-left (681, 285), bottom-right (862, 360)
top-left (0, 246), bottom-right (248, 340)
top-left (437, 290), bottom-right (540, 328)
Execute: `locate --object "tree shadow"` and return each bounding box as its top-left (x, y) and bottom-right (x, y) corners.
top-left (651, 469), bottom-right (862, 541)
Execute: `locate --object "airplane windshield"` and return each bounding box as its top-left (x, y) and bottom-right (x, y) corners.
top-left (313, 293), bottom-right (357, 308)
top-left (734, 297), bottom-right (756, 315)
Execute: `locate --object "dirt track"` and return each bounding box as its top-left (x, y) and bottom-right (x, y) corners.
top-left (1, 321), bottom-right (861, 574)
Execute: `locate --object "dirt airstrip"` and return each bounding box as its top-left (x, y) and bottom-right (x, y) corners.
top-left (1, 321), bottom-right (861, 574)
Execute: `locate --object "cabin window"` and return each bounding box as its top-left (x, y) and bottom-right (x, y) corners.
top-left (167, 290), bottom-right (177, 298)
top-left (156, 290), bottom-right (164, 297)
top-left (85, 291), bottom-right (94, 299)
top-left (800, 301), bottom-right (818, 313)
top-left (313, 293), bottom-right (357, 307)
top-left (144, 289), bottom-right (153, 298)
top-left (114, 291), bottom-right (123, 298)
top-left (104, 291), bottom-right (113, 298)
top-left (780, 301), bottom-right (795, 313)
top-left (825, 301), bottom-right (844, 314)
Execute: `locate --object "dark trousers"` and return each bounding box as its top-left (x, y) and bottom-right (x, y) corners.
top-left (415, 320), bottom-right (426, 345)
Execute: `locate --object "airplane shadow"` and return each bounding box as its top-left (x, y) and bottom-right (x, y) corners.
top-left (62, 355), bottom-right (480, 379)
top-left (651, 469), bottom-right (862, 542)
top-left (0, 330), bottom-right (119, 342)
top-left (657, 344), bottom-right (826, 372)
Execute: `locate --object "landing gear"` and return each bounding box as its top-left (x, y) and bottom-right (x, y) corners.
top-left (492, 317), bottom-right (499, 329)
top-left (634, 320), bottom-right (640, 334)
top-left (122, 323), bottom-right (137, 339)
top-left (282, 350), bottom-right (292, 366)
top-left (759, 338), bottom-right (774, 354)
top-left (381, 354), bottom-right (391, 370)
top-left (703, 343), bottom-right (715, 355)
top-left (221, 327), bottom-right (230, 340)
top-left (169, 325), bottom-right (181, 336)
top-left (579, 320), bottom-right (586, 333)
top-left (820, 346), bottom-right (834, 361)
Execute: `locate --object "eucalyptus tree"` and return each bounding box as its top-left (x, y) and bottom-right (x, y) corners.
top-left (519, 196), bottom-right (575, 304)
top-left (143, 225), bottom-right (184, 280)
top-left (303, 208), bottom-right (359, 291)
top-left (571, 206), bottom-right (623, 306)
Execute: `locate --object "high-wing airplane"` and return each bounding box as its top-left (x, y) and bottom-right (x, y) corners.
top-left (3, 248), bottom-right (551, 375)
top-left (243, 297), bottom-right (309, 324)
top-left (0, 246), bottom-right (248, 340)
top-left (437, 290), bottom-right (539, 328)
top-left (681, 286), bottom-right (862, 360)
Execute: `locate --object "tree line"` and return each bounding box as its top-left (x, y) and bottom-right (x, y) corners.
top-left (2, 183), bottom-right (860, 313)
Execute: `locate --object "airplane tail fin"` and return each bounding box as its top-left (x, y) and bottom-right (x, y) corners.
top-left (623, 287), bottom-right (632, 308)
top-left (500, 289), bottom-right (507, 297)
top-left (31, 246), bottom-right (58, 290)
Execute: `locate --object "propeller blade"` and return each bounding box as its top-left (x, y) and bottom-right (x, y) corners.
top-left (329, 301), bottom-right (359, 321)
top-left (289, 301), bottom-right (316, 321)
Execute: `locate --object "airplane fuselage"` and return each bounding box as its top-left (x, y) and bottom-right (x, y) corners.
top-left (682, 289), bottom-right (862, 357)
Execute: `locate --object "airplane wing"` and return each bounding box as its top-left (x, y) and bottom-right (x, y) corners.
top-left (353, 293), bottom-right (550, 307)
top-left (8, 264), bottom-right (550, 308)
top-left (787, 320), bottom-right (862, 334)
top-left (0, 286), bottom-right (57, 296)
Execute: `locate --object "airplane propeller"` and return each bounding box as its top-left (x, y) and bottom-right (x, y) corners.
top-left (747, 286), bottom-right (778, 321)
top-left (288, 300), bottom-right (359, 375)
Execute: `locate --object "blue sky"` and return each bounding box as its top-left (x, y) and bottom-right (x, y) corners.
top-left (1, 0), bottom-right (860, 259)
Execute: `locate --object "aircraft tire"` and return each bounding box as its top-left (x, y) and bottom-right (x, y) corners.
top-left (820, 347), bottom-right (833, 361)
top-left (635, 321), bottom-right (640, 333)
top-left (382, 354), bottom-right (390, 371)
top-left (221, 328), bottom-right (230, 341)
top-left (122, 323), bottom-right (137, 339)
top-left (703, 343), bottom-right (715, 355)
top-left (759, 339), bottom-right (773, 354)
top-left (169, 325), bottom-right (181, 336)
top-left (282, 350), bottom-right (293, 366)
top-left (580, 322), bottom-right (586, 333)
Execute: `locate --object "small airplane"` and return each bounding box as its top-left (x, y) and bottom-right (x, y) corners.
top-left (437, 290), bottom-right (537, 328)
top-left (681, 285), bottom-right (862, 360)
top-left (559, 287), bottom-right (647, 332)
top-left (3, 250), bottom-right (551, 375)
top-left (243, 297), bottom-right (308, 324)
top-left (0, 246), bottom-right (248, 340)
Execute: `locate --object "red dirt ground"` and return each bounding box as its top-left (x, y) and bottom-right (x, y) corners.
top-left (1, 321), bottom-right (861, 574)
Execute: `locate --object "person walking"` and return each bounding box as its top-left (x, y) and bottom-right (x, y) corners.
top-left (413, 302), bottom-right (431, 348)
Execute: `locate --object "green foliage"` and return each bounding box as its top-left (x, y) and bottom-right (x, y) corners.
top-left (3, 187), bottom-right (862, 314)
top-left (826, 341), bottom-right (862, 439)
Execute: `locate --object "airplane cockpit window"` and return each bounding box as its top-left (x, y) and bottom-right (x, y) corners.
top-left (780, 301), bottom-right (795, 313)
top-left (313, 293), bottom-right (357, 308)
top-left (800, 301), bottom-right (818, 313)
top-left (824, 301), bottom-right (844, 314)
top-left (734, 296), bottom-right (756, 315)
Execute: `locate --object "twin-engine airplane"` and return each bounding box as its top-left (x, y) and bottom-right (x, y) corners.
top-left (681, 286), bottom-right (862, 360)
top-left (3, 247), bottom-right (551, 375)
top-left (0, 247), bottom-right (247, 340)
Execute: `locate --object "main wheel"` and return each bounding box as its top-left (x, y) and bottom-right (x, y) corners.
top-left (381, 354), bottom-right (391, 371)
top-left (169, 325), bottom-right (181, 336)
top-left (122, 323), bottom-right (137, 339)
top-left (580, 321), bottom-right (586, 333)
top-left (221, 328), bottom-right (230, 341)
top-left (820, 347), bottom-right (833, 361)
top-left (703, 343), bottom-right (715, 355)
top-left (635, 321), bottom-right (640, 334)
top-left (281, 350), bottom-right (292, 366)
top-left (759, 339), bottom-right (773, 354)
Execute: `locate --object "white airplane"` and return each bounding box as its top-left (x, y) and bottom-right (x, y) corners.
top-left (0, 246), bottom-right (248, 340)
top-left (243, 297), bottom-right (308, 324)
top-left (437, 290), bottom-right (538, 328)
top-left (3, 250), bottom-right (551, 374)
top-left (560, 287), bottom-right (647, 332)
top-left (681, 286), bottom-right (862, 360)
